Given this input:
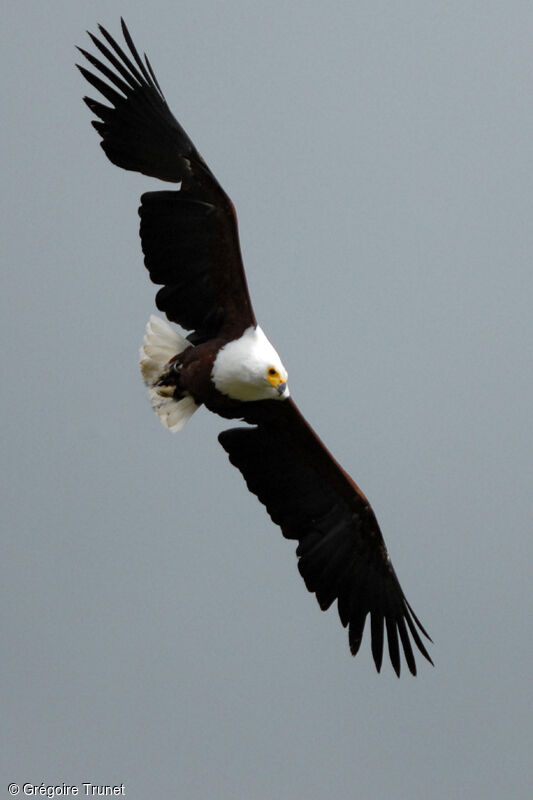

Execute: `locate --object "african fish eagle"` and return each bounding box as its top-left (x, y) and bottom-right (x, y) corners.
top-left (77, 19), bottom-right (433, 676)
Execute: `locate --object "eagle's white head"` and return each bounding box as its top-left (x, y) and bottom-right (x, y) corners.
top-left (211, 326), bottom-right (289, 402)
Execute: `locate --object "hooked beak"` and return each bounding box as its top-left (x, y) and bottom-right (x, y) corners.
top-left (276, 381), bottom-right (289, 397)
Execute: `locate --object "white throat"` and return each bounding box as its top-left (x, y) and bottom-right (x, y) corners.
top-left (211, 326), bottom-right (289, 402)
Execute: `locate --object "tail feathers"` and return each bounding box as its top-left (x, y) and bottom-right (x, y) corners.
top-left (140, 314), bottom-right (187, 384)
top-left (147, 390), bottom-right (198, 433)
top-left (139, 315), bottom-right (198, 433)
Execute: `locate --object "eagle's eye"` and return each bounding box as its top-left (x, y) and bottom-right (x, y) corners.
top-left (266, 366), bottom-right (284, 389)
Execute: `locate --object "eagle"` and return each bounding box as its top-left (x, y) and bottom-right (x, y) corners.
top-left (77, 19), bottom-right (433, 676)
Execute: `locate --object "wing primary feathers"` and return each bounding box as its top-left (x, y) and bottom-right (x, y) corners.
top-left (397, 616), bottom-right (417, 676)
top-left (385, 616), bottom-right (401, 678)
top-left (79, 22), bottom-right (199, 183)
top-left (404, 597), bottom-right (433, 643)
top-left (87, 31), bottom-right (143, 91)
top-left (348, 605), bottom-right (369, 658)
top-left (77, 64), bottom-right (126, 108)
top-left (143, 52), bottom-right (165, 97)
top-left (336, 554), bottom-right (374, 629)
top-left (403, 605), bottom-right (434, 665)
top-left (218, 400), bottom-right (433, 676)
top-left (79, 20), bottom-right (257, 338)
top-left (76, 47), bottom-right (132, 98)
top-left (370, 610), bottom-right (385, 673)
top-left (119, 17), bottom-right (159, 92)
top-left (96, 22), bottom-right (148, 89)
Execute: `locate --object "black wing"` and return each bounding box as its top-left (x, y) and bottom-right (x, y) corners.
top-left (219, 399), bottom-right (433, 676)
top-left (78, 19), bottom-right (255, 343)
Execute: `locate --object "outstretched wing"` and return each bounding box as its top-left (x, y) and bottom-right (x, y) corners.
top-left (78, 19), bottom-right (255, 342)
top-left (219, 399), bottom-right (433, 676)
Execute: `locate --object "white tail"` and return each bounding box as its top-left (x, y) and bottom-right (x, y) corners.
top-left (139, 315), bottom-right (198, 432)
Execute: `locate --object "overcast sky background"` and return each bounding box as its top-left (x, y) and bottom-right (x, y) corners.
top-left (2, 2), bottom-right (532, 798)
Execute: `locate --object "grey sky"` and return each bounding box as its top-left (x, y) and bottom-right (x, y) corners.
top-left (2, 2), bottom-right (532, 798)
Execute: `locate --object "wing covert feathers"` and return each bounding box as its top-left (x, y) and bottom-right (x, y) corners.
top-left (218, 400), bottom-right (433, 677)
